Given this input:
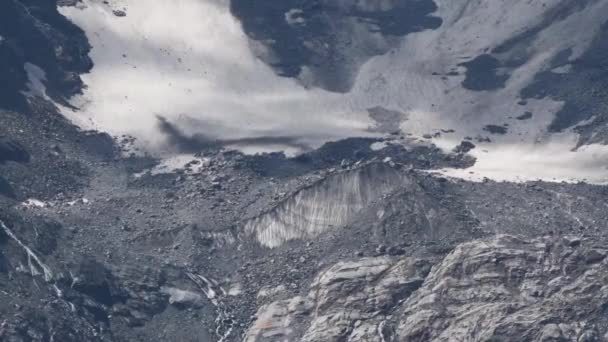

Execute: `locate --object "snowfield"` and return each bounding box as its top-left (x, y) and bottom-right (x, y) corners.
top-left (59, 0), bottom-right (608, 183)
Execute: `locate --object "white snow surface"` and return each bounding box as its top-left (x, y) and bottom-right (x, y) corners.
top-left (58, 0), bottom-right (608, 183)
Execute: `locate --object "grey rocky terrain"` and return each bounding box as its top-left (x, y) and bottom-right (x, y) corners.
top-left (2, 1), bottom-right (608, 342)
top-left (246, 234), bottom-right (608, 341)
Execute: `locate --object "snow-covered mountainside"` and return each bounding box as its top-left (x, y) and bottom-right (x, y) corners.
top-left (56, 0), bottom-right (608, 183)
top-left (2, 1), bottom-right (608, 341)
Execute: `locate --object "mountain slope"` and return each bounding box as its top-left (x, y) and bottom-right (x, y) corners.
top-left (2, 1), bottom-right (608, 342)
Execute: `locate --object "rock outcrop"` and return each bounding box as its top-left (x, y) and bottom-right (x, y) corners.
top-left (397, 234), bottom-right (608, 342)
top-left (246, 234), bottom-right (608, 342)
top-left (0, 0), bottom-right (91, 110)
top-left (245, 255), bottom-right (433, 342)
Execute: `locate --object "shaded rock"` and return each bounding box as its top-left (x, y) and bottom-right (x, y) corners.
top-left (460, 54), bottom-right (509, 91)
top-left (0, 305), bottom-right (110, 342)
top-left (453, 140), bottom-right (476, 153)
top-left (517, 111), bottom-right (534, 120)
top-left (0, 0), bottom-right (91, 110)
top-left (71, 259), bottom-right (117, 306)
top-left (0, 138), bottom-right (29, 163)
top-left (483, 124), bottom-right (508, 135)
top-left (0, 175), bottom-right (15, 197)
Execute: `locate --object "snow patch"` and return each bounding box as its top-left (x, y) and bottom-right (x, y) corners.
top-left (20, 198), bottom-right (91, 209)
top-left (58, 0), bottom-right (373, 155)
top-left (133, 155), bottom-right (210, 177)
top-left (436, 139), bottom-right (608, 184)
top-left (370, 141), bottom-right (389, 151)
top-left (21, 199), bottom-right (49, 208)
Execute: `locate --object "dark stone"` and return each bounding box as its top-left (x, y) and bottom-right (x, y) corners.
top-left (584, 249), bottom-right (606, 264)
top-left (453, 141), bottom-right (476, 153)
top-left (516, 112), bottom-right (533, 120)
top-left (483, 125), bottom-right (508, 135)
top-left (0, 138), bottom-right (29, 163)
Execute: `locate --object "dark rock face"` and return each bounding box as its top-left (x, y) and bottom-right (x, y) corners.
top-left (230, 0), bottom-right (441, 92)
top-left (0, 138), bottom-right (30, 163)
top-left (453, 140), bottom-right (476, 153)
top-left (71, 259), bottom-right (117, 307)
top-left (0, 0), bottom-right (91, 110)
top-left (68, 263), bottom-right (171, 329)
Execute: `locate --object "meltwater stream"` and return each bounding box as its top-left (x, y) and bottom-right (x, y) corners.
top-left (57, 0), bottom-right (608, 183)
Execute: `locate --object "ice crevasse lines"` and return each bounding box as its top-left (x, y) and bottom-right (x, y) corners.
top-left (245, 163), bottom-right (404, 248)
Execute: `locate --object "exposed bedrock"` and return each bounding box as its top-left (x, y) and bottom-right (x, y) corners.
top-left (245, 255), bottom-right (434, 342)
top-left (246, 234), bottom-right (608, 342)
top-left (244, 162), bottom-right (405, 248)
top-left (0, 0), bottom-right (91, 110)
top-left (230, 0), bottom-right (441, 92)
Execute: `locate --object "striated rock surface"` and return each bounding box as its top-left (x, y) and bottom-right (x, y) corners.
top-left (396, 234), bottom-right (608, 342)
top-left (245, 256), bottom-right (434, 342)
top-left (246, 234), bottom-right (608, 342)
